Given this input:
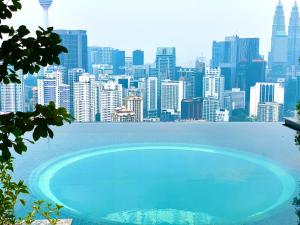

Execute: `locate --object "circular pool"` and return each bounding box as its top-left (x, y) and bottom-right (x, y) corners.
top-left (30, 144), bottom-right (296, 225)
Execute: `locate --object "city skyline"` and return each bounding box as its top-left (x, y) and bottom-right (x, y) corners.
top-left (8, 0), bottom-right (297, 66)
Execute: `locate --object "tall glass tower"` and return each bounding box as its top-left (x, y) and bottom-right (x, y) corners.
top-left (38, 0), bottom-right (53, 28)
top-left (287, 1), bottom-right (300, 72)
top-left (268, 0), bottom-right (288, 79)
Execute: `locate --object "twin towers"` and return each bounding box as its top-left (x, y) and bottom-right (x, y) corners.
top-left (269, 1), bottom-right (300, 78)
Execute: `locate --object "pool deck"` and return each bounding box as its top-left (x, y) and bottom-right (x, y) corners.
top-left (30, 220), bottom-right (72, 225)
top-left (284, 117), bottom-right (300, 131)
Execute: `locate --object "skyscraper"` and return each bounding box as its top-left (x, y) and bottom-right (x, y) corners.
top-left (146, 77), bottom-right (158, 118)
top-left (54, 30), bottom-right (88, 72)
top-left (38, 0), bottom-right (53, 28)
top-left (73, 74), bottom-right (96, 122)
top-left (112, 49), bottom-right (126, 74)
top-left (268, 1), bottom-right (288, 79)
top-left (133, 50), bottom-right (144, 66)
top-left (287, 2), bottom-right (300, 73)
top-left (156, 47), bottom-right (176, 81)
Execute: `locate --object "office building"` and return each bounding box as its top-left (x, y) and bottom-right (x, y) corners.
top-left (55, 30), bottom-right (88, 72)
top-left (156, 47), bottom-right (176, 81)
top-left (112, 49), bottom-right (125, 74)
top-left (133, 50), bottom-right (144, 66)
top-left (250, 82), bottom-right (285, 118)
top-left (181, 98), bottom-right (203, 120)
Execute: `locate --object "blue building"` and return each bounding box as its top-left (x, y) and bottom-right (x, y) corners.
top-left (112, 50), bottom-right (125, 74)
top-left (133, 50), bottom-right (144, 66)
top-left (54, 30), bottom-right (88, 72)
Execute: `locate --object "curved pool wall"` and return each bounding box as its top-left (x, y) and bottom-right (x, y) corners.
top-left (29, 143), bottom-right (297, 225)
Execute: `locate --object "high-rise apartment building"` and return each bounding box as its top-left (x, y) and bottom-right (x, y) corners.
top-left (250, 82), bottom-right (285, 118)
top-left (0, 72), bottom-right (24, 113)
top-left (125, 96), bottom-right (143, 122)
top-left (55, 30), bottom-right (88, 72)
top-left (98, 81), bottom-right (123, 122)
top-left (67, 68), bottom-right (85, 115)
top-left (257, 102), bottom-right (283, 122)
top-left (202, 97), bottom-right (220, 122)
top-left (161, 80), bottom-right (184, 114)
top-left (73, 74), bottom-right (96, 122)
top-left (203, 68), bottom-right (225, 108)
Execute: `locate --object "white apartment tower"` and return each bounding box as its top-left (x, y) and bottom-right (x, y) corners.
top-left (73, 74), bottom-right (96, 122)
top-left (161, 80), bottom-right (184, 113)
top-left (0, 72), bottom-right (24, 113)
top-left (98, 81), bottom-right (123, 122)
top-left (125, 96), bottom-right (143, 122)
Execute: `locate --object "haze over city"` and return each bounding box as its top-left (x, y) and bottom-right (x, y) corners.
top-left (9, 0), bottom-right (296, 65)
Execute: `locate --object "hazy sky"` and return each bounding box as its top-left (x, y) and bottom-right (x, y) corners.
top-left (7, 0), bottom-right (297, 66)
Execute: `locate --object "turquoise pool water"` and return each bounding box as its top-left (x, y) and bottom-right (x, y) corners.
top-left (30, 143), bottom-right (296, 225)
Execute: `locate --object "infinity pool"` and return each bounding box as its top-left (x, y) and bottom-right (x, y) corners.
top-left (30, 143), bottom-right (296, 225)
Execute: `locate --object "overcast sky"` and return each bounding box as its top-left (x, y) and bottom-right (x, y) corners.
top-left (7, 0), bottom-right (297, 66)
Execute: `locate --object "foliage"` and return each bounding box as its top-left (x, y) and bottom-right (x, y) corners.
top-left (0, 0), bottom-right (72, 224)
top-left (0, 0), bottom-right (71, 161)
top-left (0, 158), bottom-right (62, 225)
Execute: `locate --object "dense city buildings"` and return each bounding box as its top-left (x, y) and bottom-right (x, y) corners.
top-left (6, 0), bottom-right (299, 123)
